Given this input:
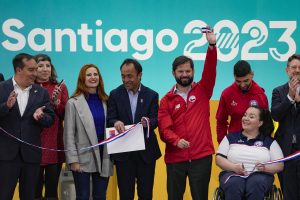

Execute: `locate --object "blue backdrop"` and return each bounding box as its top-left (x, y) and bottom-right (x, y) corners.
top-left (1, 0), bottom-right (299, 101)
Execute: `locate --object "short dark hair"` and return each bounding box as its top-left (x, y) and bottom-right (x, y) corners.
top-left (172, 56), bottom-right (194, 71)
top-left (12, 53), bottom-right (34, 72)
top-left (120, 58), bottom-right (142, 74)
top-left (251, 106), bottom-right (274, 137)
top-left (34, 54), bottom-right (58, 84)
top-left (234, 60), bottom-right (252, 77)
top-left (287, 54), bottom-right (300, 67)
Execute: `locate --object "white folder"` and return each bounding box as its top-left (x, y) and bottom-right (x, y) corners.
top-left (105, 124), bottom-right (145, 154)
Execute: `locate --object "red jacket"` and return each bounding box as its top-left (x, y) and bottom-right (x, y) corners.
top-left (158, 47), bottom-right (217, 164)
top-left (216, 81), bottom-right (269, 143)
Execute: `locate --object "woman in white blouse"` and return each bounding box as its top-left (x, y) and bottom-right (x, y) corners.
top-left (216, 106), bottom-right (284, 200)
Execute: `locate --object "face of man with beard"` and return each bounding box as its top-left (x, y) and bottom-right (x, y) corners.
top-left (234, 73), bottom-right (253, 92)
top-left (173, 62), bottom-right (194, 87)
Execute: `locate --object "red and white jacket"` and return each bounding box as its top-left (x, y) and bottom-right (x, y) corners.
top-left (216, 81), bottom-right (269, 144)
top-left (158, 47), bottom-right (217, 164)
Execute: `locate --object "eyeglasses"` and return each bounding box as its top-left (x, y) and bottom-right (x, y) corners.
top-left (288, 65), bottom-right (300, 70)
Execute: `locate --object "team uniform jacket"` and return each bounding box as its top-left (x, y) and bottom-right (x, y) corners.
top-left (158, 47), bottom-right (217, 164)
top-left (216, 81), bottom-right (269, 143)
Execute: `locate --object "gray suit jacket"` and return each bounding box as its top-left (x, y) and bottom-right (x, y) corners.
top-left (63, 94), bottom-right (113, 176)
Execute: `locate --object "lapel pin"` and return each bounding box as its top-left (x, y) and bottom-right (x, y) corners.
top-left (140, 99), bottom-right (143, 103)
top-left (34, 90), bottom-right (38, 93)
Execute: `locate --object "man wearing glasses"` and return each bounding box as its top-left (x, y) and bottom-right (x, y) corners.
top-left (271, 54), bottom-right (300, 200)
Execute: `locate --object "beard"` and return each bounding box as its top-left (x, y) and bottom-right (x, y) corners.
top-left (175, 76), bottom-right (194, 87)
top-left (239, 84), bottom-right (251, 93)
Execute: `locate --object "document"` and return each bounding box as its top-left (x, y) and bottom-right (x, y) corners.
top-left (105, 124), bottom-right (145, 154)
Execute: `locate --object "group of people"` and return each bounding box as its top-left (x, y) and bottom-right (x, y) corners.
top-left (0, 28), bottom-right (299, 200)
top-left (215, 54), bottom-right (300, 200)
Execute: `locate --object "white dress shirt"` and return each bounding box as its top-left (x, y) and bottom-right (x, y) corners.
top-left (127, 85), bottom-right (141, 122)
top-left (12, 77), bottom-right (32, 116)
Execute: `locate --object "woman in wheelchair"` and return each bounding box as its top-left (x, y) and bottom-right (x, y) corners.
top-left (216, 106), bottom-right (284, 200)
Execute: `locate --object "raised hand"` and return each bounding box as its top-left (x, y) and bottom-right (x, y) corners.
top-left (288, 77), bottom-right (300, 100)
top-left (205, 26), bottom-right (216, 46)
top-left (52, 85), bottom-right (62, 105)
top-left (6, 91), bottom-right (18, 109)
top-left (294, 87), bottom-right (300, 102)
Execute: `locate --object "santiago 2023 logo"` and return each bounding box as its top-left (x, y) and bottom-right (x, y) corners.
top-left (1, 19), bottom-right (297, 61)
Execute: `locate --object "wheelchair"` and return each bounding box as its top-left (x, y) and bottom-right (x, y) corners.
top-left (212, 185), bottom-right (283, 200)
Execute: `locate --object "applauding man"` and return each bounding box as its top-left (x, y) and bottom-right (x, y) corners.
top-left (0, 53), bottom-right (54, 200)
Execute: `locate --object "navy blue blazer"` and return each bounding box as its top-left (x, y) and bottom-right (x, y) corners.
top-left (0, 79), bottom-right (55, 163)
top-left (107, 84), bottom-right (161, 163)
top-left (271, 83), bottom-right (300, 156)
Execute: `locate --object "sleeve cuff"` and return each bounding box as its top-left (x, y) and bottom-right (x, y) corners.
top-left (287, 94), bottom-right (295, 104)
top-left (216, 153), bottom-right (227, 159)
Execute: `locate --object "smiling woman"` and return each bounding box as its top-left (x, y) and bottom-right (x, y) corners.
top-left (216, 106), bottom-right (284, 199)
top-left (84, 67), bottom-right (100, 94)
top-left (63, 64), bottom-right (113, 200)
top-left (34, 54), bottom-right (69, 200)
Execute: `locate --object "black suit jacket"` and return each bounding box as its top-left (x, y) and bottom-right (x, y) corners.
top-left (271, 83), bottom-right (300, 156)
top-left (0, 79), bottom-right (55, 163)
top-left (107, 84), bottom-right (161, 163)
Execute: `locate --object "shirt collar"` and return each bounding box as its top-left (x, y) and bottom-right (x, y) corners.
top-left (13, 76), bottom-right (32, 91)
top-left (173, 84), bottom-right (192, 94)
top-left (127, 84), bottom-right (141, 94)
top-left (240, 131), bottom-right (265, 141)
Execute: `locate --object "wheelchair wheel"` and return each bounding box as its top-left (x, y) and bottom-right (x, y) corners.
top-left (274, 186), bottom-right (283, 200)
top-left (212, 187), bottom-right (224, 200)
top-left (264, 185), bottom-right (283, 200)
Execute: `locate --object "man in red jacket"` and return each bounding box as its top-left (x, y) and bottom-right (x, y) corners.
top-left (216, 60), bottom-right (269, 143)
top-left (158, 29), bottom-right (217, 200)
